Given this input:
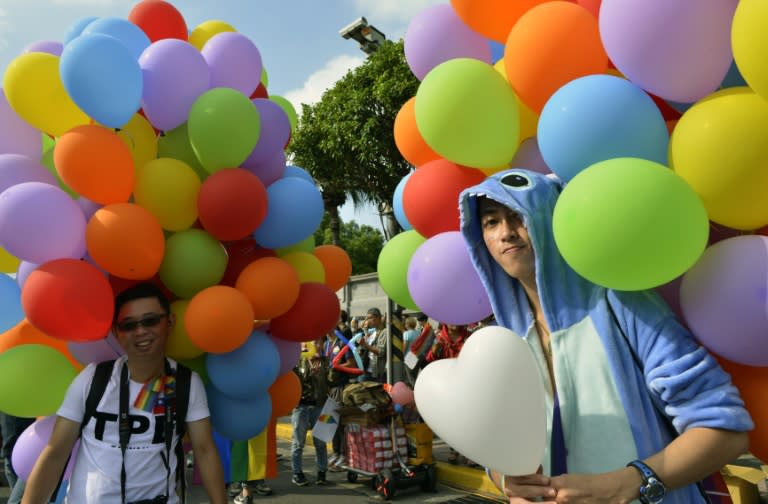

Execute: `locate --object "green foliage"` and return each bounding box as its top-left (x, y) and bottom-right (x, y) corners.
top-left (314, 218), bottom-right (384, 275)
top-left (288, 40), bottom-right (419, 243)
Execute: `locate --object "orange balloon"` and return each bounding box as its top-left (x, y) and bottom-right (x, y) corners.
top-left (86, 203), bottom-right (165, 280)
top-left (269, 371), bottom-right (301, 418)
top-left (184, 286), bottom-right (254, 354)
top-left (718, 358), bottom-right (768, 462)
top-left (54, 125), bottom-right (135, 204)
top-left (504, 2), bottom-right (608, 113)
top-left (0, 319), bottom-right (81, 369)
top-left (394, 97), bottom-right (440, 167)
top-left (451, 0), bottom-right (566, 43)
top-left (235, 257), bottom-right (300, 320)
top-left (314, 245), bottom-right (352, 292)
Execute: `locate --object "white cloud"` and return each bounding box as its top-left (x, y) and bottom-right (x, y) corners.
top-left (283, 53), bottom-right (365, 111)
top-left (351, 0), bottom-right (444, 25)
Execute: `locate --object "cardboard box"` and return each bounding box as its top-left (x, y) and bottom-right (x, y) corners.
top-left (721, 461), bottom-right (768, 504)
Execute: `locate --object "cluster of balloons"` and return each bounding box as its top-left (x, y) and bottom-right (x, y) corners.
top-left (380, 0), bottom-right (767, 464)
top-left (0, 0), bottom-right (354, 447)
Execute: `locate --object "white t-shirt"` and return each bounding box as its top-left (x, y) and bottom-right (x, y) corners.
top-left (57, 356), bottom-right (209, 504)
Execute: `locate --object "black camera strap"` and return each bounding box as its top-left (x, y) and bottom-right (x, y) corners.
top-left (118, 360), bottom-right (176, 504)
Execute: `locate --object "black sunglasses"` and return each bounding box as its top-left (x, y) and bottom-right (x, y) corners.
top-left (115, 313), bottom-right (168, 332)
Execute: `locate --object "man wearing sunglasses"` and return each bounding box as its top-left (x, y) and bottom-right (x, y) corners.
top-left (22, 283), bottom-right (227, 504)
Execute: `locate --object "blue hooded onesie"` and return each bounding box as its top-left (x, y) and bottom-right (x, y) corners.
top-left (459, 169), bottom-right (753, 503)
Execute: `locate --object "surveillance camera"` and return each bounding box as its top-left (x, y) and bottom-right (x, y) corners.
top-left (339, 17), bottom-right (368, 39)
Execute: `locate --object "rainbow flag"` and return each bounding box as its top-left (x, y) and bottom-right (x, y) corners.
top-left (134, 375), bottom-right (176, 414)
top-left (317, 414), bottom-right (337, 425)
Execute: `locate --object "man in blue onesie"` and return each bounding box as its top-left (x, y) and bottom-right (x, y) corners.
top-left (459, 169), bottom-right (753, 503)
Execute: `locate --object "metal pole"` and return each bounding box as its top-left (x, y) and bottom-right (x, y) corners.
top-left (385, 297), bottom-right (393, 385)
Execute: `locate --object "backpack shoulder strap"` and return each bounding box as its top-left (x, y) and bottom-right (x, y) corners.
top-left (174, 363), bottom-right (191, 437)
top-left (82, 360), bottom-right (116, 431)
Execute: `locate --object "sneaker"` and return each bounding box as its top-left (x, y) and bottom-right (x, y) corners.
top-left (233, 493), bottom-right (253, 504)
top-left (250, 480), bottom-right (273, 496)
top-left (228, 482), bottom-right (243, 498)
top-left (328, 455), bottom-right (345, 472)
top-left (316, 471), bottom-right (327, 485)
top-left (292, 473), bottom-right (309, 487)
top-left (327, 454), bottom-right (339, 466)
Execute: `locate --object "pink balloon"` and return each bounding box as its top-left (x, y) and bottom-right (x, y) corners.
top-left (67, 332), bottom-right (124, 365)
top-left (390, 381), bottom-right (415, 406)
top-left (599, 0), bottom-right (738, 102)
top-left (0, 154), bottom-right (58, 194)
top-left (0, 90), bottom-right (41, 159)
top-left (243, 149), bottom-right (286, 187)
top-left (23, 40), bottom-right (64, 57)
top-left (510, 138), bottom-right (551, 175)
top-left (268, 333), bottom-right (302, 377)
top-left (12, 416), bottom-right (79, 480)
top-left (243, 99), bottom-right (291, 167)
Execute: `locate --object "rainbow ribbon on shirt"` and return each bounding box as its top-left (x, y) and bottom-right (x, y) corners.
top-left (134, 374), bottom-right (176, 414)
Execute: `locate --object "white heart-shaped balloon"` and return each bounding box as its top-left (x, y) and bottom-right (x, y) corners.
top-left (414, 325), bottom-right (547, 476)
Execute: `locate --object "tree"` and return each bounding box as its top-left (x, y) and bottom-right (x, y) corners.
top-left (288, 40), bottom-right (419, 244)
top-left (314, 217), bottom-right (384, 275)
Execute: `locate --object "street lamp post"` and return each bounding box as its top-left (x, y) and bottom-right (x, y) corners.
top-left (339, 17), bottom-right (386, 54)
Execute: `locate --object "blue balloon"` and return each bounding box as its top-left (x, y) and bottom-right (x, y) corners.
top-left (283, 165), bottom-right (315, 184)
top-left (488, 40), bottom-right (504, 64)
top-left (538, 75), bottom-right (669, 182)
top-left (720, 61), bottom-right (747, 89)
top-left (206, 330), bottom-right (280, 399)
top-left (253, 177), bottom-right (324, 249)
top-left (207, 386), bottom-right (272, 441)
top-left (82, 17), bottom-right (151, 61)
top-left (393, 172), bottom-right (413, 231)
top-left (0, 274), bottom-right (23, 333)
top-left (60, 33), bottom-right (143, 128)
top-left (63, 16), bottom-right (98, 45)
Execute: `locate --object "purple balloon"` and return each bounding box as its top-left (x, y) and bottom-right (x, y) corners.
top-left (680, 236), bottom-right (768, 366)
top-left (510, 138), bottom-right (551, 175)
top-left (12, 416), bottom-right (79, 480)
top-left (202, 32), bottom-right (263, 97)
top-left (16, 261), bottom-right (39, 289)
top-left (140, 39), bottom-right (211, 132)
top-left (404, 3), bottom-right (492, 81)
top-left (599, 0), bottom-right (738, 103)
top-left (23, 40), bottom-right (64, 57)
top-left (243, 149), bottom-right (286, 187)
top-left (0, 90), bottom-right (41, 159)
top-left (0, 154), bottom-right (58, 195)
top-left (68, 332), bottom-right (124, 365)
top-left (243, 99), bottom-right (291, 166)
top-left (268, 334), bottom-right (302, 377)
top-left (407, 231), bottom-right (492, 324)
top-left (0, 182), bottom-right (87, 264)
top-left (77, 197), bottom-right (102, 221)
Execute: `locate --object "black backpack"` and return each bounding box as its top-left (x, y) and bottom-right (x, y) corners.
top-left (54, 359), bottom-right (192, 502)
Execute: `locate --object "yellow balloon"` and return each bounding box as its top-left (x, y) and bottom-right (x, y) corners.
top-left (732, 0), bottom-right (768, 101)
top-left (0, 246), bottom-right (20, 273)
top-left (670, 88), bottom-right (768, 230)
top-left (275, 235), bottom-right (315, 256)
top-left (189, 20), bottom-right (236, 51)
top-left (134, 158), bottom-right (201, 231)
top-left (494, 58), bottom-right (538, 143)
top-left (2, 53), bottom-right (89, 137)
top-left (115, 113), bottom-right (158, 171)
top-left (165, 300), bottom-right (205, 360)
top-left (282, 251), bottom-right (325, 284)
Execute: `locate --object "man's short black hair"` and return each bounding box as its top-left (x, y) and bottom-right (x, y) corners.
top-left (113, 282), bottom-right (170, 323)
top-left (367, 307), bottom-right (382, 318)
top-left (416, 313), bottom-right (428, 322)
top-left (340, 309), bottom-right (349, 324)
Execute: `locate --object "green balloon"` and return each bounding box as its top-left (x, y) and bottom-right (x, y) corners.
top-left (188, 88), bottom-right (260, 174)
top-left (276, 235), bottom-right (315, 256)
top-left (157, 123), bottom-right (209, 181)
top-left (552, 158), bottom-right (709, 291)
top-left (159, 229), bottom-right (228, 298)
top-left (0, 344), bottom-right (77, 417)
top-left (377, 230), bottom-right (426, 310)
top-left (415, 58), bottom-right (520, 169)
top-left (269, 95), bottom-right (297, 133)
top-left (260, 67), bottom-right (269, 88)
top-left (180, 353), bottom-right (209, 385)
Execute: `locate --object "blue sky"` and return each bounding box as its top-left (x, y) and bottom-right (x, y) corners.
top-left (0, 0), bottom-right (442, 231)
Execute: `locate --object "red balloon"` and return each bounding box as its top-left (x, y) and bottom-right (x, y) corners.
top-left (270, 283), bottom-right (340, 342)
top-left (402, 159), bottom-right (486, 238)
top-left (648, 93), bottom-right (682, 122)
top-left (220, 238), bottom-right (276, 287)
top-left (22, 259), bottom-right (114, 342)
top-left (108, 274), bottom-right (176, 302)
top-left (198, 168), bottom-right (269, 241)
top-left (250, 84), bottom-right (269, 99)
top-left (129, 0), bottom-right (188, 42)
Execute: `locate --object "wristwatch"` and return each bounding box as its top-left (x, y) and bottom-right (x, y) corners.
top-left (627, 460), bottom-right (667, 504)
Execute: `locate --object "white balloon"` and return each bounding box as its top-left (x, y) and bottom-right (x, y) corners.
top-left (414, 325), bottom-right (547, 476)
